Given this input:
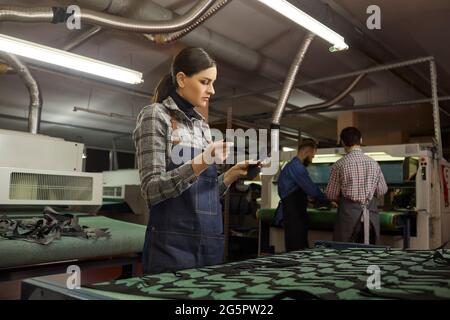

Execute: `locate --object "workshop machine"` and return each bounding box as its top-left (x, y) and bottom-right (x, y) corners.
top-left (258, 143), bottom-right (450, 251)
top-left (0, 129), bottom-right (145, 283)
top-left (100, 169), bottom-right (148, 224)
top-left (0, 129), bottom-right (102, 210)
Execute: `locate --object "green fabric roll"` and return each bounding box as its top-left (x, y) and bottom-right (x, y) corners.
top-left (379, 211), bottom-right (397, 232)
top-left (256, 208), bottom-right (408, 232)
top-left (256, 208), bottom-right (277, 221)
top-left (308, 209), bottom-right (337, 230)
top-left (0, 215), bottom-right (146, 269)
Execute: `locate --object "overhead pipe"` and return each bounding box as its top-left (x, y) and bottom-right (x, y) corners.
top-left (215, 57), bottom-right (435, 103)
top-left (298, 96), bottom-right (450, 114)
top-left (72, 0), bottom-right (288, 79)
top-left (1, 1), bottom-right (353, 109)
top-left (284, 73), bottom-right (366, 115)
top-left (234, 93), bottom-right (337, 123)
top-left (72, 0), bottom-right (351, 106)
top-left (75, 0), bottom-right (215, 33)
top-left (297, 56), bottom-right (435, 87)
top-left (145, 0), bottom-right (230, 44)
top-left (0, 0), bottom-right (215, 33)
top-left (0, 52), bottom-right (42, 134)
top-left (73, 106), bottom-right (135, 122)
top-left (1, 1), bottom-right (349, 140)
top-left (0, 6), bottom-right (54, 23)
top-left (86, 0), bottom-right (304, 82)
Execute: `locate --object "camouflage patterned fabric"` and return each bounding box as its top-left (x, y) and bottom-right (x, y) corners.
top-left (85, 248), bottom-right (450, 300)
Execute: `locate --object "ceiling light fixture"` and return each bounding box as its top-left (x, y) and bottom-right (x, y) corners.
top-left (256, 0), bottom-right (349, 51)
top-left (0, 33), bottom-right (143, 84)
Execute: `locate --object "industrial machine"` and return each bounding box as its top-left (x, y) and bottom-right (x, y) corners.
top-left (0, 129), bottom-right (145, 283)
top-left (0, 129), bottom-right (102, 208)
top-left (258, 143), bottom-right (450, 251)
top-left (100, 169), bottom-right (148, 225)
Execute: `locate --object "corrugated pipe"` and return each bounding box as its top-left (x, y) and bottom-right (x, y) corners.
top-left (145, 0), bottom-right (230, 44)
top-left (272, 33), bottom-right (316, 127)
top-left (0, 1), bottom-right (215, 33)
top-left (269, 32), bottom-right (315, 163)
top-left (72, 0), bottom-right (324, 95)
top-left (0, 53), bottom-right (42, 134)
top-left (0, 6), bottom-right (54, 23)
top-left (3, 1), bottom-right (353, 107)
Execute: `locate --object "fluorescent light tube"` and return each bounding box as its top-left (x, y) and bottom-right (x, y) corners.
top-left (313, 153), bottom-right (405, 163)
top-left (0, 33), bottom-right (143, 84)
top-left (256, 0), bottom-right (349, 51)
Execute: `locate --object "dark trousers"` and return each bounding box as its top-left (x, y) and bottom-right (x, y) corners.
top-left (282, 189), bottom-right (309, 251)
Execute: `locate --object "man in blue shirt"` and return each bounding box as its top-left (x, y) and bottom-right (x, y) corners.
top-left (277, 139), bottom-right (329, 251)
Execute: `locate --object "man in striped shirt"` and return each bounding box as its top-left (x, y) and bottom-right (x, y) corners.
top-left (326, 127), bottom-right (388, 244)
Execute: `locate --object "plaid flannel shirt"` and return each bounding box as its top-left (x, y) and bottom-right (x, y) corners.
top-left (325, 147), bottom-right (388, 204)
top-left (132, 96), bottom-right (228, 207)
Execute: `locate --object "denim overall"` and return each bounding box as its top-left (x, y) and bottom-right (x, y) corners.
top-left (142, 114), bottom-right (224, 274)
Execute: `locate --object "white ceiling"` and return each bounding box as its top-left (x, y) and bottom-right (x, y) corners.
top-left (0, 0), bottom-right (449, 151)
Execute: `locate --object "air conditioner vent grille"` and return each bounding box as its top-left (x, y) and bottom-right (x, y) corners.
top-left (9, 172), bottom-right (93, 201)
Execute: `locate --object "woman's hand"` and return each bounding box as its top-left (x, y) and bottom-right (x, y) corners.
top-left (203, 140), bottom-right (232, 164)
top-left (223, 160), bottom-right (260, 187)
top-left (191, 140), bottom-right (232, 176)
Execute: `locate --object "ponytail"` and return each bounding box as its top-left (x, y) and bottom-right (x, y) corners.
top-left (153, 73), bottom-right (175, 103)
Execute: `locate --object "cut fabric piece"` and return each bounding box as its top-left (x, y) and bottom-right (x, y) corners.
top-left (0, 207), bottom-right (110, 245)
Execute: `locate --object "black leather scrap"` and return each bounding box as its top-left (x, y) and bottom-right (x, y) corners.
top-left (0, 207), bottom-right (110, 245)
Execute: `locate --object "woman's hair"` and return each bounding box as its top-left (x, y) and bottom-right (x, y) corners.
top-left (153, 47), bottom-right (216, 103)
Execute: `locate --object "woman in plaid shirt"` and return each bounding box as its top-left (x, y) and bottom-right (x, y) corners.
top-left (326, 127), bottom-right (388, 244)
top-left (133, 48), bottom-right (252, 274)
